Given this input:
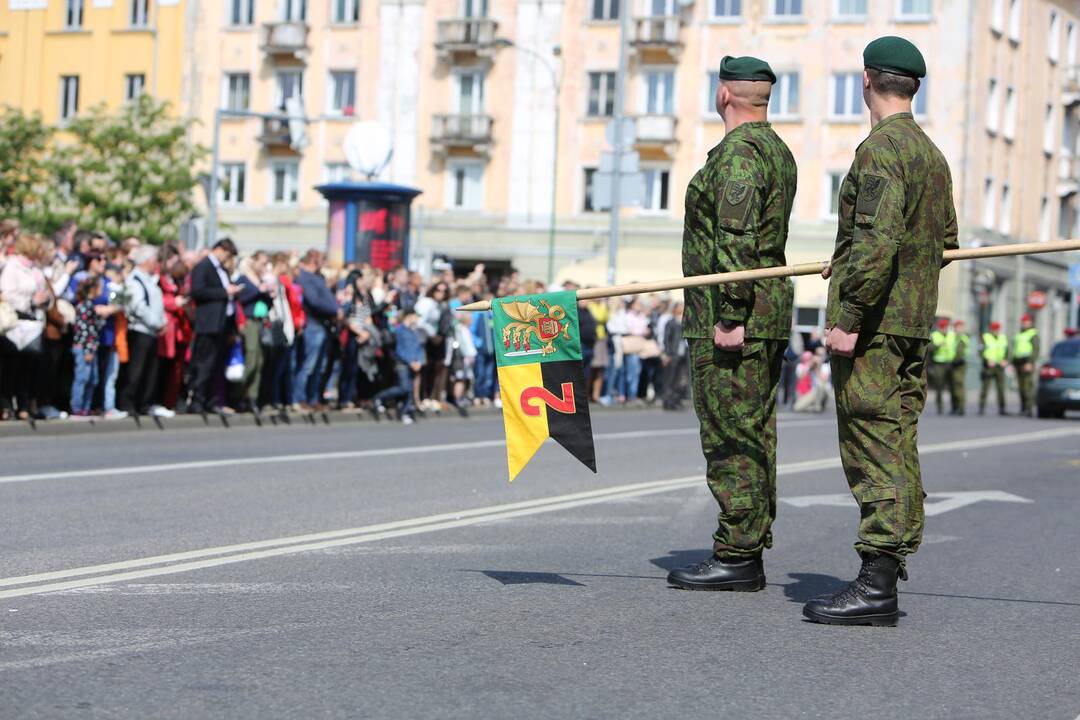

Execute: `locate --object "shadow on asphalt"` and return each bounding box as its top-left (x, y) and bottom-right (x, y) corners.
top-left (776, 573), bottom-right (848, 603)
top-left (648, 549), bottom-right (713, 571)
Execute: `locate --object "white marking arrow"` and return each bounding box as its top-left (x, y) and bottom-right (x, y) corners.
top-left (781, 490), bottom-right (1033, 516)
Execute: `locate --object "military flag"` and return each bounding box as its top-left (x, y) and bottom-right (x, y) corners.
top-left (492, 291), bottom-right (596, 481)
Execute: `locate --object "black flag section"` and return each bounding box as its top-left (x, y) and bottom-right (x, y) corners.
top-left (540, 360), bottom-right (597, 474)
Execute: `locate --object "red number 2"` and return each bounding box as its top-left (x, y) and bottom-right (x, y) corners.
top-left (520, 383), bottom-right (577, 417)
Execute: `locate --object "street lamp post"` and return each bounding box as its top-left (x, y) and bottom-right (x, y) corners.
top-left (494, 39), bottom-right (562, 285)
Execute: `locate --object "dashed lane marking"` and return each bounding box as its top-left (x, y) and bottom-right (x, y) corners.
top-left (1, 426), bottom-right (1075, 599)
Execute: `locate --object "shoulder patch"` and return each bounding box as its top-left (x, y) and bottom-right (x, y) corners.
top-left (855, 173), bottom-right (889, 219)
top-left (717, 179), bottom-right (755, 230)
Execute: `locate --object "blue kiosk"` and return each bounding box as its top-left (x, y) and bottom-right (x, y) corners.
top-left (314, 182), bottom-right (422, 271)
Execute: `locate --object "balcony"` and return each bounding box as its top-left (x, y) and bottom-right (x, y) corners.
top-left (634, 114), bottom-right (678, 150)
top-left (629, 16), bottom-right (684, 57)
top-left (257, 117), bottom-right (293, 149)
top-left (1064, 66), bottom-right (1080, 106)
top-left (261, 21), bottom-right (308, 59)
top-left (435, 18), bottom-right (498, 60)
top-left (1058, 154), bottom-right (1080, 196)
top-left (430, 114), bottom-right (493, 156)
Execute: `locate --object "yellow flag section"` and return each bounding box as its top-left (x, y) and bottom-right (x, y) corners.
top-left (498, 363), bottom-right (549, 481)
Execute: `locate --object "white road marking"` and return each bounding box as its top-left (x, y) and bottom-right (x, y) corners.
top-left (0, 420), bottom-right (831, 486)
top-left (781, 490), bottom-right (1034, 516)
top-left (2, 426), bottom-right (1075, 599)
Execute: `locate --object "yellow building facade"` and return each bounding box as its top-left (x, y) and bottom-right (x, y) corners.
top-left (0, 0), bottom-right (187, 121)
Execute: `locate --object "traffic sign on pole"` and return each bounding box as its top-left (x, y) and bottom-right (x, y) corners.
top-left (1068, 262), bottom-right (1080, 289)
top-left (592, 172), bottom-right (643, 210)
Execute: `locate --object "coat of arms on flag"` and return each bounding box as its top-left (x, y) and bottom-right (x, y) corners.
top-left (492, 291), bottom-right (597, 481)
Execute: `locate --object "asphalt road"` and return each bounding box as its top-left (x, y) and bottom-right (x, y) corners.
top-left (1, 404), bottom-right (1079, 719)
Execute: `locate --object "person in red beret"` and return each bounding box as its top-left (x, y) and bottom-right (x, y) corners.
top-left (979, 321), bottom-right (1008, 415)
top-left (1012, 314), bottom-right (1039, 416)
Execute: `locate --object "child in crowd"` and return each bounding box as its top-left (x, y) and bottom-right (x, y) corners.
top-left (70, 276), bottom-right (104, 417)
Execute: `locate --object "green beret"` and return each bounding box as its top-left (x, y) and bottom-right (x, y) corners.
top-left (863, 36), bottom-right (926, 79)
top-left (718, 56), bottom-right (776, 84)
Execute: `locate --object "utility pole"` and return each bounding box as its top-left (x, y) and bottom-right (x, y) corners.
top-left (606, 0), bottom-right (631, 286)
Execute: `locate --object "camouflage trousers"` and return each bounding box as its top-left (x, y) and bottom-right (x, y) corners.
top-left (1014, 361), bottom-right (1035, 413)
top-left (979, 365), bottom-right (1006, 412)
top-left (689, 338), bottom-right (784, 559)
top-left (831, 333), bottom-right (928, 561)
top-left (928, 361), bottom-right (950, 414)
top-left (950, 363), bottom-right (967, 413)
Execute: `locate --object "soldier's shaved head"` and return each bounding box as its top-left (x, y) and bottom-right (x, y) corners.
top-left (720, 79), bottom-right (772, 108)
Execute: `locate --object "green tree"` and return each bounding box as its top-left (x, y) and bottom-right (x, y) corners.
top-left (0, 107), bottom-right (54, 230)
top-left (61, 95), bottom-right (207, 245)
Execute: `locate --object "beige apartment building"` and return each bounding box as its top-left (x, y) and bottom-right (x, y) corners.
top-left (183, 0), bottom-right (1078, 344)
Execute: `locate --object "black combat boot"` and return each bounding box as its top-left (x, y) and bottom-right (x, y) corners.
top-left (667, 555), bottom-right (765, 591)
top-left (802, 554), bottom-right (906, 626)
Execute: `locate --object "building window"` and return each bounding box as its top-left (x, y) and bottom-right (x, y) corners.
top-left (447, 162), bottom-right (483, 211)
top-left (324, 163), bottom-right (352, 183)
top-left (59, 75), bottom-right (79, 121)
top-left (705, 73), bottom-right (719, 115)
top-left (281, 0), bottom-right (306, 21)
top-left (124, 74), bottom-right (145, 101)
top-left (591, 0), bottom-right (618, 21)
top-left (982, 178), bottom-right (995, 229)
top-left (1049, 10), bottom-right (1061, 62)
top-left (332, 0), bottom-right (359, 23)
top-left (65, 0), bottom-right (84, 28)
top-left (769, 71), bottom-right (799, 118)
top-left (587, 71), bottom-right (616, 117)
top-left (224, 72), bottom-right (251, 111)
top-left (771, 0), bottom-right (802, 17)
top-left (130, 0), bottom-right (149, 27)
top-left (897, 0), bottom-right (930, 20)
top-left (1068, 22), bottom-right (1078, 66)
top-left (328, 71), bottom-right (356, 115)
top-left (986, 79), bottom-right (1000, 133)
top-left (643, 70), bottom-right (675, 115)
top-left (711, 0), bottom-right (740, 19)
top-left (228, 0), bottom-right (254, 25)
top-left (271, 161), bottom-right (299, 204)
top-left (583, 167), bottom-right (597, 212)
top-left (999, 185), bottom-right (1012, 234)
top-left (462, 0), bottom-right (487, 17)
top-left (1008, 0), bottom-right (1021, 42)
top-left (990, 0), bottom-right (1004, 32)
top-left (1003, 86), bottom-right (1017, 140)
top-left (274, 69), bottom-right (303, 109)
top-left (913, 77), bottom-right (928, 118)
top-left (642, 168), bottom-right (670, 211)
top-left (1039, 196), bottom-right (1050, 242)
top-left (834, 0), bottom-right (866, 21)
top-left (1060, 197), bottom-right (1077, 239)
top-left (1044, 104), bottom-right (1055, 154)
top-left (454, 72), bottom-right (485, 114)
top-left (826, 172), bottom-right (844, 217)
top-left (831, 72), bottom-right (862, 119)
top-left (220, 163), bottom-right (246, 205)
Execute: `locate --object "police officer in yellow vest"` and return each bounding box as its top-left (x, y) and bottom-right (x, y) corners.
top-left (1013, 313), bottom-right (1040, 416)
top-left (951, 319), bottom-right (970, 415)
top-left (980, 321), bottom-right (1009, 415)
top-left (929, 317), bottom-right (955, 415)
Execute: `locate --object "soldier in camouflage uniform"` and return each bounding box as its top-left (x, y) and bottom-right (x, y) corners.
top-left (802, 37), bottom-right (958, 626)
top-left (667, 56), bottom-right (797, 592)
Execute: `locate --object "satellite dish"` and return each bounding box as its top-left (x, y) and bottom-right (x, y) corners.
top-left (344, 121), bottom-right (393, 180)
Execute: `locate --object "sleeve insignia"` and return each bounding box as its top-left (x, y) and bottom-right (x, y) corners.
top-left (855, 173), bottom-right (889, 219)
top-left (725, 181), bottom-right (750, 206)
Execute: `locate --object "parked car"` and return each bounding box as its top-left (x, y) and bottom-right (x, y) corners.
top-left (1035, 339), bottom-right (1080, 418)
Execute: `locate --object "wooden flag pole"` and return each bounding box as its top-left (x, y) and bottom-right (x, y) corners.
top-left (457, 239), bottom-right (1080, 312)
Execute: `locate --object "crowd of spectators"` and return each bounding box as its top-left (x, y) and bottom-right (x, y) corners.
top-left (0, 219), bottom-right (695, 425)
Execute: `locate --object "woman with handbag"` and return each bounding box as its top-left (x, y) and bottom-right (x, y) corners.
top-left (0, 233), bottom-right (49, 420)
top-left (158, 246), bottom-right (193, 411)
top-left (236, 251), bottom-right (273, 413)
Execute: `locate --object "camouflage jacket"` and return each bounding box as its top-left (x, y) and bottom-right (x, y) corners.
top-left (826, 112), bottom-right (959, 339)
top-left (681, 120), bottom-right (797, 341)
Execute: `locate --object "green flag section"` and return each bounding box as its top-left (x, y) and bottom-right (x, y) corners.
top-left (491, 292), bottom-right (596, 481)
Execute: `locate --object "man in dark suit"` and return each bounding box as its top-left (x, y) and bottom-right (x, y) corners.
top-left (189, 238), bottom-right (241, 413)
